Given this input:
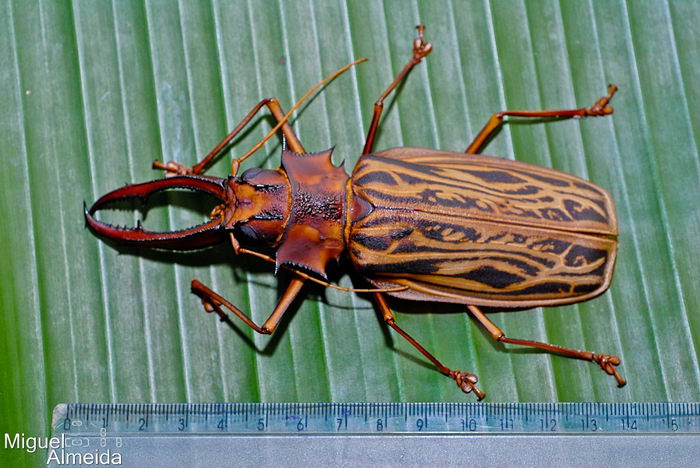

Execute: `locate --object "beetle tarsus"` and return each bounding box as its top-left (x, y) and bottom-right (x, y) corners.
top-left (584, 84), bottom-right (618, 117)
top-left (412, 25), bottom-right (433, 61)
top-left (199, 296), bottom-right (229, 323)
top-left (152, 160), bottom-right (195, 177)
top-left (592, 353), bottom-right (627, 387)
top-left (450, 370), bottom-right (485, 400)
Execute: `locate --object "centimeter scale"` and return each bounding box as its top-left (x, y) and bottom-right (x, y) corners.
top-left (49, 402), bottom-right (700, 467)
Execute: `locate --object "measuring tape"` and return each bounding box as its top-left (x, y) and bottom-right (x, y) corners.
top-left (49, 402), bottom-right (700, 467)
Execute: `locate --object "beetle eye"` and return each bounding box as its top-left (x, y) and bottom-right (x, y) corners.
top-left (237, 224), bottom-right (260, 242)
top-left (240, 168), bottom-right (264, 182)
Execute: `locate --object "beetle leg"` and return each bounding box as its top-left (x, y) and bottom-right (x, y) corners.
top-left (465, 84), bottom-right (618, 154)
top-left (467, 305), bottom-right (626, 387)
top-left (191, 277), bottom-right (305, 334)
top-left (362, 25), bottom-right (433, 155)
top-left (374, 293), bottom-right (485, 399)
top-left (153, 97), bottom-right (305, 177)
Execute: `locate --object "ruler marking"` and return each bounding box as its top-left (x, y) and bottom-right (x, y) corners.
top-left (645, 402), bottom-right (649, 422)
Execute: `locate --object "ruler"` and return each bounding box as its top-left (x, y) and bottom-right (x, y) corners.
top-left (48, 402), bottom-right (700, 467)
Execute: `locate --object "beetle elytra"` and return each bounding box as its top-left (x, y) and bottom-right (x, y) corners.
top-left (86, 26), bottom-right (624, 399)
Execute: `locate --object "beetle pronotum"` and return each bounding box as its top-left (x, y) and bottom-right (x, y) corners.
top-left (86, 26), bottom-right (625, 399)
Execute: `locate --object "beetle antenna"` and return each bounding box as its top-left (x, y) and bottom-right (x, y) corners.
top-left (234, 57), bottom-right (368, 167)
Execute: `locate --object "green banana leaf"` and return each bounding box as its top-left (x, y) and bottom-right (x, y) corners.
top-left (2, 0), bottom-right (699, 466)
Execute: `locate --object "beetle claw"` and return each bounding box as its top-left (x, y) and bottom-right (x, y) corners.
top-left (450, 370), bottom-right (485, 400)
top-left (592, 353), bottom-right (627, 387)
top-left (413, 25), bottom-right (433, 60)
top-left (584, 84), bottom-right (618, 117)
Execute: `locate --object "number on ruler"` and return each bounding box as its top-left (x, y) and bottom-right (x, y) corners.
top-left (336, 414), bottom-right (347, 431)
top-left (540, 418), bottom-right (557, 432)
top-left (461, 418), bottom-right (477, 431)
top-left (581, 418), bottom-right (598, 432)
top-left (620, 418), bottom-right (637, 431)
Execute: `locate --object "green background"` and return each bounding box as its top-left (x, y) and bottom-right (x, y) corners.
top-left (2, 0), bottom-right (699, 465)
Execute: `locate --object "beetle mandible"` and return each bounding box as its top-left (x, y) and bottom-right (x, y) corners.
top-left (86, 26), bottom-right (625, 399)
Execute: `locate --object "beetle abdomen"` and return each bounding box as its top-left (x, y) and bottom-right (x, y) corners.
top-left (348, 148), bottom-right (617, 307)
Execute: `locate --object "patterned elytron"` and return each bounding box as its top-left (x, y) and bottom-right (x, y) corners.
top-left (349, 147), bottom-right (617, 307)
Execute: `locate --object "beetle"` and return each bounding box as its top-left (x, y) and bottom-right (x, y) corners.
top-left (85, 26), bottom-right (625, 399)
